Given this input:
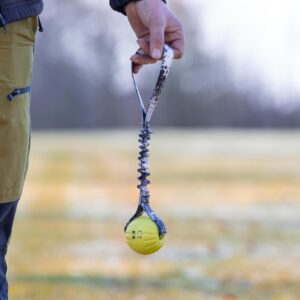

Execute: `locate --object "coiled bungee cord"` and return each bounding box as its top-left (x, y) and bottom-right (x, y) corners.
top-left (124, 45), bottom-right (174, 254)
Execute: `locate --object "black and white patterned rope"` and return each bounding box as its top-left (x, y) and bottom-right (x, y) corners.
top-left (124, 45), bottom-right (174, 238)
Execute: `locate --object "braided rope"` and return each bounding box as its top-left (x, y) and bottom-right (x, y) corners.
top-left (124, 45), bottom-right (174, 238)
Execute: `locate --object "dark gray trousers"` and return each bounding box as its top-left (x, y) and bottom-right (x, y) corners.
top-left (0, 200), bottom-right (18, 300)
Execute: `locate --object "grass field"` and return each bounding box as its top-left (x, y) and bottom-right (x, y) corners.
top-left (7, 130), bottom-right (300, 300)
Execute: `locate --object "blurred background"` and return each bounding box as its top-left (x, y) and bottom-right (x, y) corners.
top-left (7, 0), bottom-right (300, 299)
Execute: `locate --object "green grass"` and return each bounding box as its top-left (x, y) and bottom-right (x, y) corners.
top-left (7, 130), bottom-right (300, 300)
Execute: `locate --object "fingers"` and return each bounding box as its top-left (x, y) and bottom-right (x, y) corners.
top-left (131, 38), bottom-right (157, 73)
top-left (149, 14), bottom-right (166, 59)
top-left (132, 63), bottom-right (143, 74)
top-left (131, 53), bottom-right (156, 65)
top-left (166, 31), bottom-right (185, 59)
top-left (132, 31), bottom-right (184, 63)
top-left (170, 41), bottom-right (184, 59)
top-left (137, 39), bottom-right (150, 54)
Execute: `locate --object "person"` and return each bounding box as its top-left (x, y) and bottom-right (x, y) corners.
top-left (0, 0), bottom-right (184, 298)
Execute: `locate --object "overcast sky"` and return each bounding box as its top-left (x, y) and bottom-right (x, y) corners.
top-left (193, 0), bottom-right (300, 100)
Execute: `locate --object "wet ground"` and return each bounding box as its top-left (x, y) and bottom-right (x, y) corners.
top-left (8, 130), bottom-right (300, 300)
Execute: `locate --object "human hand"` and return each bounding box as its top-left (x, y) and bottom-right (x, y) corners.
top-left (125, 0), bottom-right (185, 73)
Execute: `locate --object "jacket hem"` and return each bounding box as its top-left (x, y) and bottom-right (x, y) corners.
top-left (0, 196), bottom-right (21, 205)
top-left (0, 1), bottom-right (43, 24)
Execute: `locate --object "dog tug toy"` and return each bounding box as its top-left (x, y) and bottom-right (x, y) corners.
top-left (125, 45), bottom-right (174, 255)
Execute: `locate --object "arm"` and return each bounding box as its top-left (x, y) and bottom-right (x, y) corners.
top-left (111, 0), bottom-right (185, 73)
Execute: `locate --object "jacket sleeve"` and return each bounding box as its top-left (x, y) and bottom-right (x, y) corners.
top-left (110, 0), bottom-right (166, 15)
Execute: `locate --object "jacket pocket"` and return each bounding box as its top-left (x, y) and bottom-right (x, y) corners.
top-left (7, 85), bottom-right (31, 101)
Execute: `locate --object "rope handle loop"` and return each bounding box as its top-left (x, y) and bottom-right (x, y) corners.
top-left (131, 45), bottom-right (174, 123)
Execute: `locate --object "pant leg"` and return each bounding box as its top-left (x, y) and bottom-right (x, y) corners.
top-left (0, 16), bottom-right (38, 204)
top-left (0, 200), bottom-right (18, 300)
top-left (0, 17), bottom-right (38, 299)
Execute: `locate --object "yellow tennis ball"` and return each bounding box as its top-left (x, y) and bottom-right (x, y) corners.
top-left (125, 215), bottom-right (165, 255)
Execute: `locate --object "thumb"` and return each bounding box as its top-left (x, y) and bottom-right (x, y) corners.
top-left (149, 16), bottom-right (166, 59)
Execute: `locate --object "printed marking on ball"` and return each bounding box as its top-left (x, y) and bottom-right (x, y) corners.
top-left (125, 215), bottom-right (165, 255)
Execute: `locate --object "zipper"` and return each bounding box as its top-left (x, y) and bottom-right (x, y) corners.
top-left (0, 12), bottom-right (7, 32)
top-left (7, 86), bottom-right (31, 101)
top-left (38, 16), bottom-right (44, 32)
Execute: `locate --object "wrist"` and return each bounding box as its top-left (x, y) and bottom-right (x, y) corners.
top-left (110, 0), bottom-right (142, 15)
top-left (124, 1), bottom-right (139, 15)
top-left (110, 0), bottom-right (166, 15)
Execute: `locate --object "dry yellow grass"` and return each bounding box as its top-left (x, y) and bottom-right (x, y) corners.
top-left (7, 130), bottom-right (300, 300)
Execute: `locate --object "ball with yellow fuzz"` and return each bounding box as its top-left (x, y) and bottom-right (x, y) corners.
top-left (125, 215), bottom-right (165, 255)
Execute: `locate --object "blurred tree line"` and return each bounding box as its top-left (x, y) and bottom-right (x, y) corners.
top-left (31, 0), bottom-right (300, 129)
